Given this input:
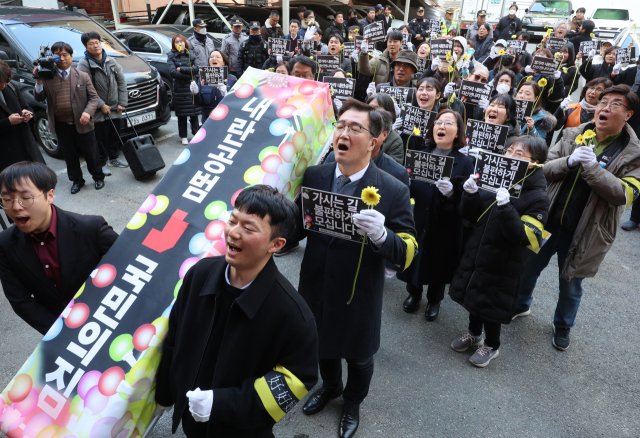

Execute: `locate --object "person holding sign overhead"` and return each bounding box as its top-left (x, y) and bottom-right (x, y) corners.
top-left (398, 109), bottom-right (473, 319)
top-left (199, 50), bottom-right (236, 120)
top-left (297, 98), bottom-right (416, 438)
top-left (468, 94), bottom-right (522, 155)
top-left (360, 30), bottom-right (402, 88)
top-left (515, 80), bottom-right (557, 141)
top-left (578, 46), bottom-right (616, 83)
top-left (449, 136), bottom-right (550, 367)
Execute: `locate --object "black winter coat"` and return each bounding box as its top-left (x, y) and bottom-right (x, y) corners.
top-left (323, 21), bottom-right (348, 43)
top-left (398, 148), bottom-right (474, 287)
top-left (238, 38), bottom-right (269, 77)
top-left (579, 59), bottom-right (614, 83)
top-left (167, 51), bottom-right (201, 117)
top-left (156, 257), bottom-right (319, 438)
top-left (494, 15), bottom-right (522, 41)
top-left (449, 168), bottom-right (550, 324)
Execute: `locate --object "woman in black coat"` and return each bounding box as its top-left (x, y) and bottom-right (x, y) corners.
top-left (398, 109), bottom-right (474, 321)
top-left (578, 45), bottom-right (616, 83)
top-left (448, 136), bottom-right (550, 368)
top-left (0, 61), bottom-right (45, 173)
top-left (168, 34), bottom-right (201, 145)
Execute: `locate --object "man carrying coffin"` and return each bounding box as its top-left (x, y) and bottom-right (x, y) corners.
top-left (297, 98), bottom-right (417, 438)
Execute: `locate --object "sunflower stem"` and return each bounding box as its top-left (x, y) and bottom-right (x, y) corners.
top-left (476, 168), bottom-right (539, 222)
top-left (348, 232), bottom-right (367, 305)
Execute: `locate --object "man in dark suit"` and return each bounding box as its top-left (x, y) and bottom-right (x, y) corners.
top-left (0, 162), bottom-right (118, 334)
top-left (298, 98), bottom-right (417, 438)
top-left (33, 41), bottom-right (104, 194)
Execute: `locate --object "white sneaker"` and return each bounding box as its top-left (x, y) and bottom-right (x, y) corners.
top-left (512, 308), bottom-right (531, 321)
top-left (181, 138), bottom-right (188, 145)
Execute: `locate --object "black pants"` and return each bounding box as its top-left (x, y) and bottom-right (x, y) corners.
top-left (319, 356), bottom-right (374, 405)
top-left (630, 199), bottom-right (640, 223)
top-left (469, 313), bottom-right (501, 349)
top-left (406, 283), bottom-right (446, 303)
top-left (178, 115), bottom-right (200, 138)
top-left (94, 119), bottom-right (122, 165)
top-left (55, 122), bottom-right (104, 183)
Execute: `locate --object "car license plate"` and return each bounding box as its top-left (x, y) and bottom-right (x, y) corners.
top-left (599, 33), bottom-right (615, 37)
top-left (127, 112), bottom-right (156, 127)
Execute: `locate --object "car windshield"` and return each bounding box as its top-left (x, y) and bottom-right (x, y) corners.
top-left (7, 20), bottom-right (129, 60)
top-left (593, 9), bottom-right (629, 20)
top-left (529, 1), bottom-right (571, 14)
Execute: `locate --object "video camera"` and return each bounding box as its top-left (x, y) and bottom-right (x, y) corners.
top-left (33, 45), bottom-right (59, 81)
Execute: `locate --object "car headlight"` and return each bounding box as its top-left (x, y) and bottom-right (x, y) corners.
top-left (523, 17), bottom-right (530, 24)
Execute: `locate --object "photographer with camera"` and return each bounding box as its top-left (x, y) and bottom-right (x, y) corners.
top-left (495, 4), bottom-right (522, 41)
top-left (567, 7), bottom-right (586, 35)
top-left (0, 60), bottom-right (45, 174)
top-left (33, 42), bottom-right (104, 194)
top-left (77, 31), bottom-right (129, 177)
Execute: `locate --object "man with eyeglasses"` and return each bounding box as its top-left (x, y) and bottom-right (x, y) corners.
top-left (0, 162), bottom-right (118, 334)
top-left (289, 56), bottom-right (316, 80)
top-left (515, 85), bottom-right (640, 351)
top-left (296, 98), bottom-right (416, 438)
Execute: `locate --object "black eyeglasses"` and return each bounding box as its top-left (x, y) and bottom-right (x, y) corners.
top-left (332, 121), bottom-right (373, 136)
top-left (597, 99), bottom-right (630, 110)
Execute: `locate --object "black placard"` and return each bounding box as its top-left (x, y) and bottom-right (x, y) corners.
top-left (430, 38), bottom-right (454, 59)
top-left (400, 106), bottom-right (437, 137)
top-left (199, 66), bottom-right (228, 86)
top-left (405, 150), bottom-right (454, 183)
top-left (616, 47), bottom-right (634, 65)
top-left (530, 55), bottom-right (561, 76)
top-left (459, 80), bottom-right (493, 105)
top-left (301, 187), bottom-right (367, 241)
top-left (546, 37), bottom-right (567, 51)
top-left (474, 150), bottom-right (530, 198)
top-left (323, 76), bottom-right (356, 101)
top-left (579, 40), bottom-right (597, 54)
top-left (515, 99), bottom-right (535, 121)
top-left (416, 57), bottom-right (428, 74)
top-left (507, 39), bottom-right (526, 54)
top-left (402, 33), bottom-right (411, 49)
top-left (268, 37), bottom-right (291, 55)
top-left (342, 42), bottom-right (355, 59)
top-left (380, 85), bottom-right (416, 106)
top-left (430, 19), bottom-right (443, 38)
top-left (364, 21), bottom-right (385, 43)
top-left (465, 119), bottom-right (510, 153)
top-left (354, 35), bottom-right (364, 47)
top-left (316, 55), bottom-right (341, 72)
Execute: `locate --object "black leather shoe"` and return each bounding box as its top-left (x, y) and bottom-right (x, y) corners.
top-left (70, 182), bottom-right (84, 194)
top-left (403, 294), bottom-right (421, 313)
top-left (339, 402), bottom-right (360, 438)
top-left (302, 385), bottom-right (343, 415)
top-left (95, 180), bottom-right (105, 190)
top-left (425, 301), bottom-right (441, 322)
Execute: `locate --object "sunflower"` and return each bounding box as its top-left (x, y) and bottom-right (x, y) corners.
top-left (413, 127), bottom-right (421, 136)
top-left (268, 68), bottom-right (275, 72)
top-left (562, 67), bottom-right (568, 73)
top-left (554, 52), bottom-right (562, 59)
top-left (590, 33), bottom-right (595, 38)
top-left (340, 45), bottom-right (346, 50)
top-left (538, 78), bottom-right (548, 87)
top-left (583, 130), bottom-right (596, 139)
top-left (346, 72), bottom-right (353, 77)
top-left (462, 54), bottom-right (469, 60)
top-left (575, 134), bottom-right (586, 145)
top-left (499, 49), bottom-right (505, 55)
top-left (448, 65), bottom-right (454, 72)
top-left (361, 186), bottom-right (381, 207)
top-left (526, 75), bottom-right (533, 81)
top-left (512, 34), bottom-right (517, 39)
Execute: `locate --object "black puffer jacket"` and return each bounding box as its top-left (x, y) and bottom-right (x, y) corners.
top-left (579, 59), bottom-right (615, 83)
top-left (167, 50), bottom-right (201, 117)
top-left (449, 168), bottom-right (550, 324)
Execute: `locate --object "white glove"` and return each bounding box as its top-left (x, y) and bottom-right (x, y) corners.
top-left (496, 187), bottom-right (510, 206)
top-left (334, 98), bottom-right (343, 110)
top-left (444, 82), bottom-right (455, 97)
top-left (366, 82), bottom-right (376, 97)
top-left (387, 27), bottom-right (393, 35)
top-left (351, 50), bottom-right (359, 61)
top-left (384, 267), bottom-right (396, 279)
top-left (189, 81), bottom-right (198, 94)
top-left (560, 97), bottom-right (572, 111)
top-left (459, 145), bottom-right (469, 156)
top-left (353, 209), bottom-right (386, 245)
top-left (435, 179), bottom-right (454, 198)
top-left (568, 146), bottom-right (597, 169)
top-left (612, 63), bottom-right (622, 75)
top-left (360, 40), bottom-right (369, 54)
top-left (461, 60), bottom-right (470, 70)
top-left (153, 404), bottom-right (172, 417)
top-left (304, 26), bottom-right (316, 42)
top-left (524, 65), bottom-right (535, 74)
top-left (217, 84), bottom-right (227, 97)
top-left (392, 116), bottom-right (403, 131)
top-left (588, 49), bottom-right (596, 59)
top-left (276, 54), bottom-right (283, 63)
top-left (463, 174), bottom-right (478, 194)
top-left (468, 147), bottom-right (482, 160)
top-left (406, 41), bottom-right (414, 51)
top-left (186, 388), bottom-right (213, 422)
top-left (478, 98), bottom-right (490, 110)
top-left (490, 48), bottom-right (501, 59)
top-left (553, 70), bottom-right (561, 79)
top-left (431, 57), bottom-right (442, 71)
top-left (393, 100), bottom-right (401, 118)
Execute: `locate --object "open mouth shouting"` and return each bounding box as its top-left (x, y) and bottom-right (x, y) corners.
top-left (336, 140), bottom-right (350, 154)
top-left (598, 112), bottom-right (609, 123)
top-left (486, 110), bottom-right (498, 122)
top-left (227, 240), bottom-right (242, 256)
top-left (14, 215), bottom-right (30, 228)
top-left (436, 128), bottom-right (447, 140)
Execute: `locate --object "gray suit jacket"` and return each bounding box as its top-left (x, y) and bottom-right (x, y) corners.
top-left (34, 67), bottom-right (99, 134)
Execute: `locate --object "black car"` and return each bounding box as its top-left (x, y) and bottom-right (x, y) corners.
top-left (114, 25), bottom-right (221, 109)
top-left (0, 7), bottom-right (171, 158)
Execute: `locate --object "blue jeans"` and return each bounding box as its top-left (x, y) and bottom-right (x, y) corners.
top-left (517, 223), bottom-right (584, 329)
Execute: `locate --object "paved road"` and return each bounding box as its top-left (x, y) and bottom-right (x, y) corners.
top-left (1, 102), bottom-right (640, 438)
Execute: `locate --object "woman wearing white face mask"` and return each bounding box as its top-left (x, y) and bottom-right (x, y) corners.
top-left (494, 4), bottom-right (522, 41)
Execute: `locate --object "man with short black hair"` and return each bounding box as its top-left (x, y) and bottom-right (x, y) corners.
top-left (298, 98), bottom-right (416, 438)
top-left (324, 11), bottom-right (348, 43)
top-left (0, 161), bottom-right (118, 334)
top-left (516, 85), bottom-right (640, 351)
top-left (379, 6), bottom-right (393, 36)
top-left (289, 56), bottom-right (316, 79)
top-left (359, 30), bottom-right (402, 87)
top-left (568, 20), bottom-right (595, 49)
top-left (155, 184), bottom-right (318, 438)
top-left (300, 10), bottom-right (318, 40)
top-left (77, 31), bottom-right (129, 177)
top-left (261, 10), bottom-right (283, 41)
top-left (346, 9), bottom-right (360, 30)
top-left (33, 41), bottom-right (104, 194)
top-left (495, 3), bottom-right (522, 41)
top-left (359, 7), bottom-right (376, 36)
top-left (569, 7), bottom-right (587, 33)
top-left (297, 5), bottom-right (307, 22)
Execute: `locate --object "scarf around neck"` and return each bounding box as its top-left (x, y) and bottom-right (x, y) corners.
top-left (580, 99), bottom-right (597, 113)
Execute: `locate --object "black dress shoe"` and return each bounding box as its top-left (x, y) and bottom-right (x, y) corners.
top-left (339, 402), bottom-right (360, 438)
top-left (70, 181), bottom-right (84, 194)
top-left (425, 301), bottom-right (441, 322)
top-left (302, 385), bottom-right (343, 415)
top-left (95, 180), bottom-right (105, 190)
top-left (403, 294), bottom-right (421, 313)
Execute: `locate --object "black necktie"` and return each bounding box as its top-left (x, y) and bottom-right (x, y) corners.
top-left (337, 175), bottom-right (351, 189)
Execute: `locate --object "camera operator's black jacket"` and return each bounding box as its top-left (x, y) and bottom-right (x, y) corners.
top-left (494, 15), bottom-right (522, 41)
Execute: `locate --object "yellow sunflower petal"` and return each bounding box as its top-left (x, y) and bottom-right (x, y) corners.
top-left (448, 65), bottom-right (454, 72)
top-left (590, 33), bottom-right (595, 38)
top-left (538, 78), bottom-right (548, 87)
top-left (512, 35), bottom-right (517, 39)
top-left (499, 49), bottom-right (505, 55)
top-left (361, 186), bottom-right (381, 207)
top-left (575, 134), bottom-right (585, 145)
top-left (583, 130), bottom-right (596, 139)
top-left (413, 126), bottom-right (421, 136)
top-left (526, 75), bottom-right (533, 81)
